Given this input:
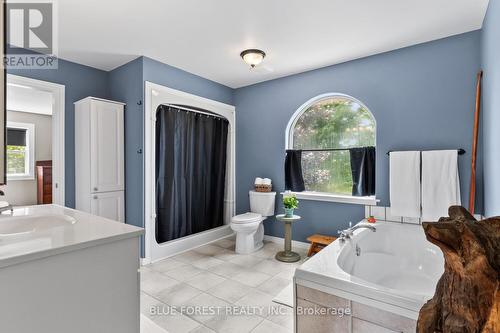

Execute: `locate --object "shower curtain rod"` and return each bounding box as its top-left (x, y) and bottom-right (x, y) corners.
top-left (162, 104), bottom-right (225, 119)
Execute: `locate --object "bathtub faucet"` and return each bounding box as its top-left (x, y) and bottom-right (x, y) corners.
top-left (338, 223), bottom-right (376, 243)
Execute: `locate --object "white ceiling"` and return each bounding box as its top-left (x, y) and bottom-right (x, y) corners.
top-left (56, 0), bottom-right (489, 88)
top-left (7, 84), bottom-right (53, 116)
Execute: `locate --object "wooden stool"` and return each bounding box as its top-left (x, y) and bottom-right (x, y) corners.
top-left (307, 234), bottom-right (337, 256)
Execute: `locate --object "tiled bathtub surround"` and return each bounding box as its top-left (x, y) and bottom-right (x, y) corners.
top-left (365, 205), bottom-right (483, 225)
top-left (295, 285), bottom-right (417, 333)
top-left (365, 205), bottom-right (407, 224)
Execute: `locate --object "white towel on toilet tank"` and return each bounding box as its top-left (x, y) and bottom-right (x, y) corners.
top-left (389, 151), bottom-right (421, 218)
top-left (421, 150), bottom-right (461, 221)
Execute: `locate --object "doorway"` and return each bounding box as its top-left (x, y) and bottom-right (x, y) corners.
top-left (4, 74), bottom-right (65, 206)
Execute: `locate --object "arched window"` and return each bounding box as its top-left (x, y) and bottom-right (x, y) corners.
top-left (287, 94), bottom-right (376, 197)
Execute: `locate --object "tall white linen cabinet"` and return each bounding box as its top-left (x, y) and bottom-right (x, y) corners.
top-left (75, 97), bottom-right (125, 222)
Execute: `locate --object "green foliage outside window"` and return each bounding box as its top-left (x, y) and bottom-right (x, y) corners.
top-left (293, 96), bottom-right (375, 195)
top-left (7, 145), bottom-right (27, 175)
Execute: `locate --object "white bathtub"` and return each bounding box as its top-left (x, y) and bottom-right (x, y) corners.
top-left (294, 220), bottom-right (444, 319)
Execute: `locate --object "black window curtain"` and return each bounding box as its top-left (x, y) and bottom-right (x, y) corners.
top-left (155, 105), bottom-right (229, 244)
top-left (284, 150), bottom-right (305, 192)
top-left (350, 147), bottom-right (376, 197)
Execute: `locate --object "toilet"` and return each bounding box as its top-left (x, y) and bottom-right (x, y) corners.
top-left (231, 191), bottom-right (276, 254)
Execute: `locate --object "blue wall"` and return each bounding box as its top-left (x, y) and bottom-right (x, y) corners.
top-left (234, 31), bottom-right (482, 242)
top-left (7, 60), bottom-right (110, 208)
top-left (108, 57), bottom-right (144, 232)
top-left (8, 30), bottom-right (486, 247)
top-left (482, 1), bottom-right (500, 217)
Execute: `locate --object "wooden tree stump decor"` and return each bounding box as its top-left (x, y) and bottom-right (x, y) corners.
top-left (417, 206), bottom-right (500, 333)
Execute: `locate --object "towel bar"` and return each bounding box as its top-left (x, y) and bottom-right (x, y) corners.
top-left (386, 149), bottom-right (465, 156)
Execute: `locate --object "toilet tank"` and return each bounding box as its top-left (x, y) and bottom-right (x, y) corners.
top-left (249, 191), bottom-right (276, 217)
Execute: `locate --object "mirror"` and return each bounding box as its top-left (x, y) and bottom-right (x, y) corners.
top-left (5, 78), bottom-right (53, 205)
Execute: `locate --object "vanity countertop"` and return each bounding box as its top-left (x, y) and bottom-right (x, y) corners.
top-left (0, 204), bottom-right (143, 268)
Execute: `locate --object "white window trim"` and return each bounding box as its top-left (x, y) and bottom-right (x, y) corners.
top-left (283, 191), bottom-right (378, 205)
top-left (285, 93), bottom-right (378, 205)
top-left (6, 121), bottom-right (35, 181)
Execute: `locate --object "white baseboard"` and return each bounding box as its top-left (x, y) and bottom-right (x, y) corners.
top-left (143, 231), bottom-right (309, 265)
top-left (264, 235), bottom-right (310, 250)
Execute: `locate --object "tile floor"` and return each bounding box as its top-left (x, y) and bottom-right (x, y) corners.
top-left (141, 236), bottom-right (308, 333)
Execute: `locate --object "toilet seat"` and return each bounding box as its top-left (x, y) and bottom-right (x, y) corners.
top-left (231, 212), bottom-right (262, 224)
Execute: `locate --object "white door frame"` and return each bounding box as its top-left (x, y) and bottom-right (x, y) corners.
top-left (7, 74), bottom-right (66, 206)
top-left (144, 81), bottom-right (235, 263)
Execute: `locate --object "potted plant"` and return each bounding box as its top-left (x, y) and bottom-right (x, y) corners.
top-left (283, 193), bottom-right (299, 218)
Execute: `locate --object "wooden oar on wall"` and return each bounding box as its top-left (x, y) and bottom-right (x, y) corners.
top-left (469, 70), bottom-right (483, 214)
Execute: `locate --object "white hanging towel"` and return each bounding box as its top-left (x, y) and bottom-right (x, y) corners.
top-left (389, 151), bottom-right (421, 218)
top-left (421, 150), bottom-right (461, 221)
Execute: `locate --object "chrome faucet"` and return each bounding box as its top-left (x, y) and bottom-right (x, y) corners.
top-left (0, 190), bottom-right (13, 214)
top-left (338, 222), bottom-right (376, 243)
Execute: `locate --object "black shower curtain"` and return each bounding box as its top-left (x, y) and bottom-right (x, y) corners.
top-left (155, 105), bottom-right (229, 243)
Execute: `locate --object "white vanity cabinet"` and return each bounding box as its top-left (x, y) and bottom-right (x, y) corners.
top-left (0, 205), bottom-right (143, 333)
top-left (75, 97), bottom-right (125, 222)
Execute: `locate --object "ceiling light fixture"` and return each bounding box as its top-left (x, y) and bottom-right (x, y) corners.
top-left (240, 49), bottom-right (266, 68)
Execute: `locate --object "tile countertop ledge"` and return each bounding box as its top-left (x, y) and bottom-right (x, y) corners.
top-left (0, 204), bottom-right (144, 269)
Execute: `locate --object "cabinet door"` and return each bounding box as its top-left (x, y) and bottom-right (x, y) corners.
top-left (90, 191), bottom-right (125, 222)
top-left (90, 100), bottom-right (124, 193)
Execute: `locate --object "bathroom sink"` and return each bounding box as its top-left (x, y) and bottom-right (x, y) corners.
top-left (0, 215), bottom-right (76, 237)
